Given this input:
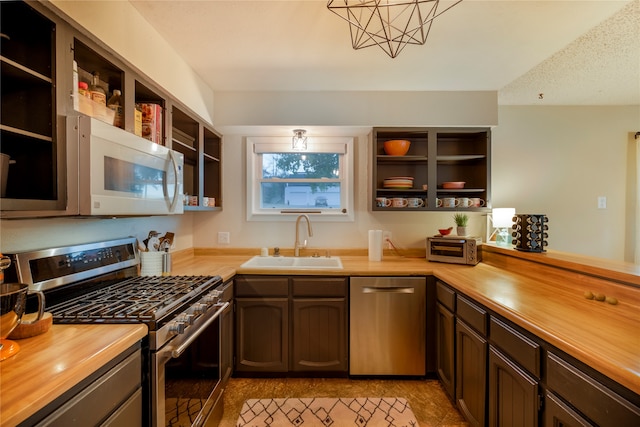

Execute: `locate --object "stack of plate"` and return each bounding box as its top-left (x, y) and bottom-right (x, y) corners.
top-left (383, 176), bottom-right (413, 189)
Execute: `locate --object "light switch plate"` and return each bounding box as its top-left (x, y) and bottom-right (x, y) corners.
top-left (218, 231), bottom-right (230, 244)
top-left (597, 196), bottom-right (607, 209)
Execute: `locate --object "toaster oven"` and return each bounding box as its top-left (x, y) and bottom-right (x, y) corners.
top-left (427, 236), bottom-right (482, 265)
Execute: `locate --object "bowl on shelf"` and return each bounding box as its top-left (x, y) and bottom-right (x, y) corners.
top-left (442, 181), bottom-right (466, 189)
top-left (383, 140), bottom-right (410, 156)
top-left (438, 227), bottom-right (453, 236)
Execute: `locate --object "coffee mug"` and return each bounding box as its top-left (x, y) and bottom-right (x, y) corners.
top-left (407, 198), bottom-right (424, 208)
top-left (442, 197), bottom-right (459, 208)
top-left (456, 197), bottom-right (473, 208)
top-left (391, 197), bottom-right (408, 208)
top-left (436, 198), bottom-right (442, 208)
top-left (470, 198), bottom-right (485, 207)
top-left (376, 197), bottom-right (392, 208)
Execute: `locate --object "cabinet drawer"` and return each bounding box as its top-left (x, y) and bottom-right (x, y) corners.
top-left (547, 352), bottom-right (640, 427)
top-left (292, 277), bottom-right (347, 297)
top-left (436, 281), bottom-right (455, 312)
top-left (456, 295), bottom-right (487, 336)
top-left (490, 317), bottom-right (540, 377)
top-left (545, 391), bottom-right (593, 427)
top-left (235, 276), bottom-right (288, 297)
top-left (37, 350), bottom-right (141, 426)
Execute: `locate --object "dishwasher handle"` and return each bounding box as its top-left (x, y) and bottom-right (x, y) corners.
top-left (362, 286), bottom-right (415, 294)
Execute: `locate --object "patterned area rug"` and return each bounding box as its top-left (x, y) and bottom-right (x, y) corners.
top-left (237, 397), bottom-right (418, 427)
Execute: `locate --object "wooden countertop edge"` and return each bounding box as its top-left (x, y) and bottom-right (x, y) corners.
top-left (481, 244), bottom-right (640, 287)
top-left (0, 324), bottom-right (148, 427)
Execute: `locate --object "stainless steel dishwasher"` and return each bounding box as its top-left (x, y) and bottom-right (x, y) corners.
top-left (349, 277), bottom-right (426, 376)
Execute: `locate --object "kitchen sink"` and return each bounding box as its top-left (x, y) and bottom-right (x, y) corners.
top-left (240, 256), bottom-right (343, 270)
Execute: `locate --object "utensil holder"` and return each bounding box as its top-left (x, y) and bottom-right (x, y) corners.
top-left (140, 251), bottom-right (164, 276)
top-left (512, 214), bottom-right (548, 252)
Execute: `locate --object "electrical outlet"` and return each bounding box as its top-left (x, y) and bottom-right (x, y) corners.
top-left (218, 231), bottom-right (230, 244)
top-left (382, 231), bottom-right (392, 248)
top-left (597, 196), bottom-right (607, 209)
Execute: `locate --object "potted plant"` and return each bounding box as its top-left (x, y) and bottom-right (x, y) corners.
top-left (453, 213), bottom-right (469, 236)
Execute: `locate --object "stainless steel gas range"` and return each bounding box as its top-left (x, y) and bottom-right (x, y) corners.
top-left (6, 237), bottom-right (232, 427)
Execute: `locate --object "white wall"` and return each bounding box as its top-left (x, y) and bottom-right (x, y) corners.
top-left (492, 106), bottom-right (639, 261)
top-left (3, 102), bottom-right (635, 261)
top-left (192, 130), bottom-right (488, 253)
top-left (0, 214), bottom-right (193, 254)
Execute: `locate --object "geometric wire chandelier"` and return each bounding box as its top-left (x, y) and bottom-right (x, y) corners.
top-left (327, 0), bottom-right (463, 58)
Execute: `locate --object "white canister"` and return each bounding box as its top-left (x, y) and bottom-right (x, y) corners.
top-left (140, 251), bottom-right (164, 276)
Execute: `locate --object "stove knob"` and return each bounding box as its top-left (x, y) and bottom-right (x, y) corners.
top-left (168, 321), bottom-right (186, 335)
top-left (176, 313), bottom-right (195, 325)
top-left (203, 292), bottom-right (220, 305)
top-left (190, 303), bottom-right (207, 315)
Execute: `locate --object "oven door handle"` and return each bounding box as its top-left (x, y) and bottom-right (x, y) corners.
top-left (170, 301), bottom-right (230, 359)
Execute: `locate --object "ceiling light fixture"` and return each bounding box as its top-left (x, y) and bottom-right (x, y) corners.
top-left (292, 129), bottom-right (308, 151)
top-left (327, 0), bottom-right (463, 59)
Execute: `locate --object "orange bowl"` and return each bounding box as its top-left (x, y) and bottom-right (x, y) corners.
top-left (383, 140), bottom-right (410, 156)
top-left (442, 181), bottom-right (466, 189)
top-left (438, 228), bottom-right (452, 236)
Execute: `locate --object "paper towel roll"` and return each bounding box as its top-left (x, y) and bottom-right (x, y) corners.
top-left (368, 230), bottom-right (383, 261)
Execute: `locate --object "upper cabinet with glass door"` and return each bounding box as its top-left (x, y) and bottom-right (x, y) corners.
top-left (372, 127), bottom-right (491, 212)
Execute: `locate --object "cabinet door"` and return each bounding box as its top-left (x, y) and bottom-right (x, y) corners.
top-left (0, 1), bottom-right (69, 215)
top-left (544, 391), bottom-right (594, 427)
top-left (235, 298), bottom-right (288, 372)
top-left (437, 303), bottom-right (455, 400)
top-left (489, 347), bottom-right (539, 427)
top-left (456, 319), bottom-right (487, 427)
top-left (291, 298), bottom-right (347, 373)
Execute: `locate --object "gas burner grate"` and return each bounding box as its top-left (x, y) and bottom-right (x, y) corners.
top-left (48, 275), bottom-right (221, 325)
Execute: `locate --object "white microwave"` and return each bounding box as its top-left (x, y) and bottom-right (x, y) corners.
top-left (69, 116), bottom-right (184, 216)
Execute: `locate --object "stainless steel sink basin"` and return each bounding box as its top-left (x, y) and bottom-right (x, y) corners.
top-left (240, 256), bottom-right (343, 270)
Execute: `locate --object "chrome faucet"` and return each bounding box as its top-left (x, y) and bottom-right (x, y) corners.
top-left (294, 214), bottom-right (313, 257)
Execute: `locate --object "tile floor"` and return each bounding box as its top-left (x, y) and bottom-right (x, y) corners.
top-left (219, 377), bottom-right (469, 427)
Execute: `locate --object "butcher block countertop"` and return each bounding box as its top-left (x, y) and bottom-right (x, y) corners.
top-left (173, 245), bottom-right (640, 397)
top-left (0, 324), bottom-right (147, 427)
top-left (1, 245), bottom-right (637, 426)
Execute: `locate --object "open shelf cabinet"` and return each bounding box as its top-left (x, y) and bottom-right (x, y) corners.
top-left (372, 127), bottom-right (491, 212)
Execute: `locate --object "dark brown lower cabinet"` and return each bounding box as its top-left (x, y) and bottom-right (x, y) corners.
top-left (544, 390), bottom-right (594, 427)
top-left (456, 319), bottom-right (487, 427)
top-left (291, 298), bottom-right (347, 372)
top-left (235, 298), bottom-right (289, 372)
top-left (234, 275), bottom-right (347, 375)
top-left (436, 302), bottom-right (455, 400)
top-left (488, 346), bottom-right (539, 427)
top-left (546, 352), bottom-right (640, 427)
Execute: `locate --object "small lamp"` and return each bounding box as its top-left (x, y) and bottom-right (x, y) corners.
top-left (491, 208), bottom-right (515, 246)
top-left (292, 129), bottom-right (307, 151)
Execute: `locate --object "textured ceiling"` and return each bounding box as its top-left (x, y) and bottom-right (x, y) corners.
top-left (129, 0), bottom-right (640, 105)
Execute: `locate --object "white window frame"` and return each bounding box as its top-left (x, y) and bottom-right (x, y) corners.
top-left (246, 136), bottom-right (354, 222)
